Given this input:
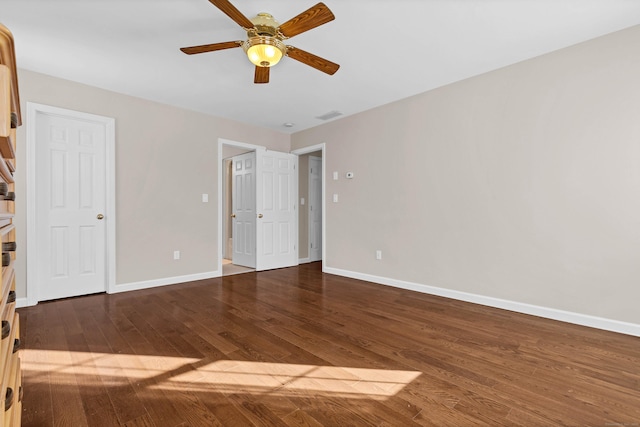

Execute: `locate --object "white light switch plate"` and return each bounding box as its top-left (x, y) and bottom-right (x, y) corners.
top-left (333, 194), bottom-right (339, 203)
top-left (202, 193), bottom-right (209, 203)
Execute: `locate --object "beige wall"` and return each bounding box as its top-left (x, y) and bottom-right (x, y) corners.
top-left (292, 25), bottom-right (640, 325)
top-left (14, 70), bottom-right (289, 298)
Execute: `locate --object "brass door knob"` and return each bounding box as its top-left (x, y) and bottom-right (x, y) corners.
top-left (97, 214), bottom-right (104, 220)
top-left (258, 214), bottom-right (263, 218)
top-left (231, 214), bottom-right (236, 218)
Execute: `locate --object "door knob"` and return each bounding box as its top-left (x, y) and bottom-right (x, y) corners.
top-left (97, 214), bottom-right (104, 220)
top-left (258, 214), bottom-right (263, 218)
top-left (231, 214), bottom-right (236, 218)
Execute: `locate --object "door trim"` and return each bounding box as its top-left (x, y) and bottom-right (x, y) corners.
top-left (291, 143), bottom-right (326, 271)
top-left (26, 102), bottom-right (116, 306)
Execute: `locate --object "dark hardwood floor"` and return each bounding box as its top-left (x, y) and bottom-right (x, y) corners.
top-left (17, 262), bottom-right (640, 426)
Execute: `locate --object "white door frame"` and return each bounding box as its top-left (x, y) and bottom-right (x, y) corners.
top-left (291, 143), bottom-right (326, 271)
top-left (217, 138), bottom-right (264, 275)
top-left (26, 102), bottom-right (116, 306)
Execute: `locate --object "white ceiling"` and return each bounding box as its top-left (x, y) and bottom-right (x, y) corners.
top-left (3, 1), bottom-right (640, 133)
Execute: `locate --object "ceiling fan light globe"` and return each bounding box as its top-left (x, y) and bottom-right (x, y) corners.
top-left (243, 37), bottom-right (285, 67)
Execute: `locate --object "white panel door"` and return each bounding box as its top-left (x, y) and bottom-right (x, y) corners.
top-left (309, 156), bottom-right (322, 262)
top-left (36, 112), bottom-right (107, 301)
top-left (231, 152), bottom-right (256, 268)
top-left (256, 149), bottom-right (298, 271)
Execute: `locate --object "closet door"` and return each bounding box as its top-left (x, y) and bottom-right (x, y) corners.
top-left (35, 111), bottom-right (107, 301)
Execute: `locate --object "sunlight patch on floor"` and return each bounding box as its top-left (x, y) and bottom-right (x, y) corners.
top-left (22, 350), bottom-right (421, 399)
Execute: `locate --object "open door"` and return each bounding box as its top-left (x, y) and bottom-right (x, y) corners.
top-left (256, 149), bottom-right (298, 271)
top-left (231, 152), bottom-right (256, 268)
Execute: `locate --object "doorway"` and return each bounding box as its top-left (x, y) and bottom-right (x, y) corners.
top-left (296, 151), bottom-right (323, 263)
top-left (218, 139), bottom-right (299, 276)
top-left (292, 143), bottom-right (326, 267)
top-left (26, 103), bottom-right (116, 304)
top-left (308, 155), bottom-right (322, 262)
top-left (221, 143), bottom-right (256, 276)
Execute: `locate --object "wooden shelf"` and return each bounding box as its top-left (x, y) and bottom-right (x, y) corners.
top-left (0, 25), bottom-right (21, 127)
top-left (0, 23), bottom-right (20, 427)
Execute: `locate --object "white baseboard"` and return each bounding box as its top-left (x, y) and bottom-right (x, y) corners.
top-left (16, 297), bottom-right (30, 309)
top-left (111, 270), bottom-right (221, 294)
top-left (323, 266), bottom-right (640, 338)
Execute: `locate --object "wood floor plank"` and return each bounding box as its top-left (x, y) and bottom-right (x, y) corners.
top-left (74, 302), bottom-right (149, 425)
top-left (195, 398), bottom-right (257, 427)
top-left (281, 409), bottom-right (324, 427)
top-left (93, 311), bottom-right (188, 427)
top-left (122, 413), bottom-right (157, 427)
top-left (100, 305), bottom-right (203, 427)
top-left (17, 307), bottom-right (55, 427)
top-left (16, 262), bottom-right (640, 426)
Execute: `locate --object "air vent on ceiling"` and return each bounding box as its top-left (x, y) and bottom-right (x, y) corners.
top-left (315, 110), bottom-right (343, 121)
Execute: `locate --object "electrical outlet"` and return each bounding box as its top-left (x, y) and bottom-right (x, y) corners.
top-left (174, 250), bottom-right (180, 260)
top-left (376, 250), bottom-right (382, 260)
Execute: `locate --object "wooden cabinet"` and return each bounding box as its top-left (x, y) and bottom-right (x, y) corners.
top-left (0, 23), bottom-right (21, 427)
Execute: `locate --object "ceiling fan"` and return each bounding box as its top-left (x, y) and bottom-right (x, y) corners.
top-left (180, 0), bottom-right (340, 84)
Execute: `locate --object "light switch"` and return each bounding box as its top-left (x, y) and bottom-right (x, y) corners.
top-left (202, 193), bottom-right (209, 203)
top-left (333, 171), bottom-right (339, 180)
top-left (333, 194), bottom-right (339, 203)
top-left (301, 197), bottom-right (305, 205)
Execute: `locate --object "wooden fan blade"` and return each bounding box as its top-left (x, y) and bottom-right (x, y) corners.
top-left (286, 46), bottom-right (339, 75)
top-left (180, 41), bottom-right (242, 55)
top-left (209, 0), bottom-right (254, 29)
top-left (279, 2), bottom-right (335, 38)
top-left (254, 66), bottom-right (270, 84)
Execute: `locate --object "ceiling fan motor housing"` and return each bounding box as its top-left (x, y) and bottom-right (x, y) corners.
top-left (250, 13), bottom-right (280, 37)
